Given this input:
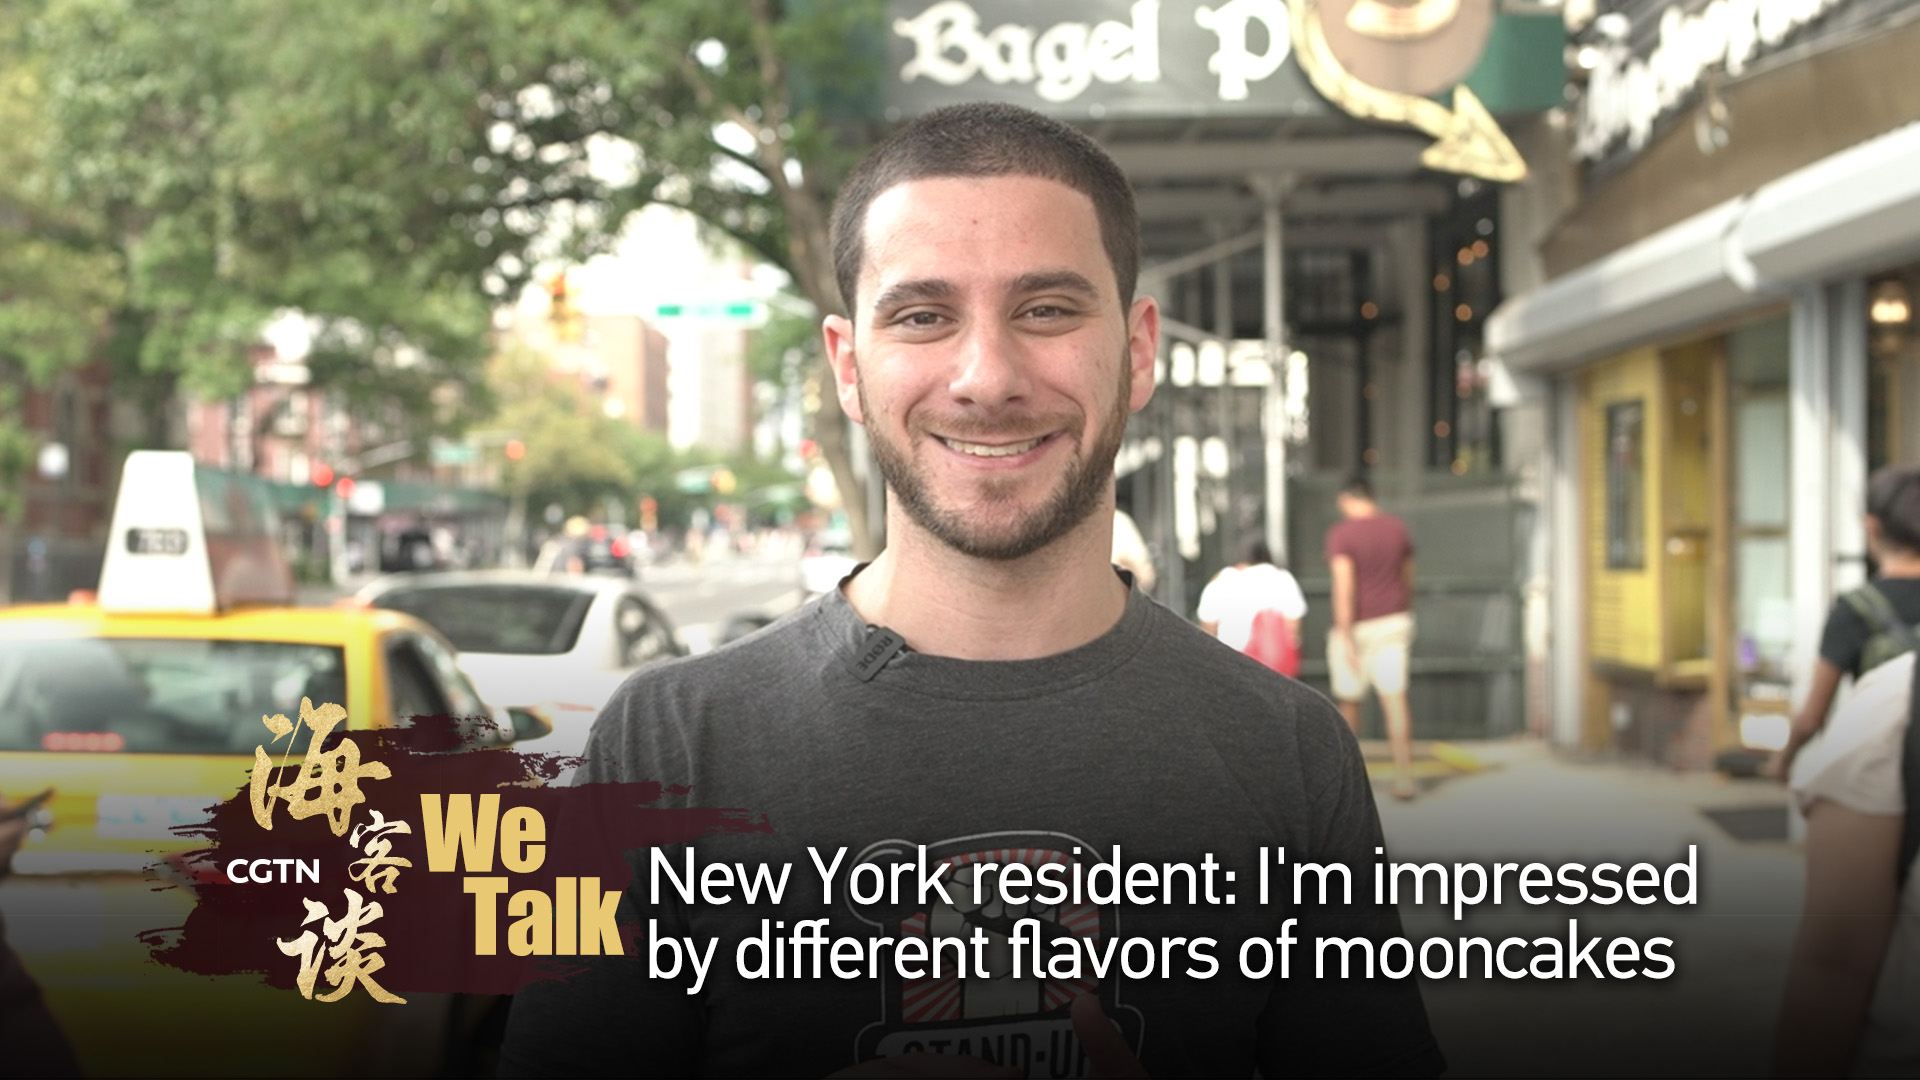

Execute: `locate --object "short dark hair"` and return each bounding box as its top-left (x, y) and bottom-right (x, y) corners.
top-left (828, 103), bottom-right (1141, 314)
top-left (1340, 473), bottom-right (1374, 501)
top-left (1243, 539), bottom-right (1275, 567)
top-left (1868, 465), bottom-right (1920, 552)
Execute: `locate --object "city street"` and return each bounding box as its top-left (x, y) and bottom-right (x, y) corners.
top-left (633, 551), bottom-right (810, 653)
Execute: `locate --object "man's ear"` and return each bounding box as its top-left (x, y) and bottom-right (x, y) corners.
top-left (823, 314), bottom-right (864, 424)
top-left (1127, 296), bottom-right (1159, 413)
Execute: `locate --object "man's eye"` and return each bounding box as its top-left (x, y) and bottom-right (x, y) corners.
top-left (897, 311), bottom-right (944, 329)
top-left (1022, 304), bottom-right (1077, 320)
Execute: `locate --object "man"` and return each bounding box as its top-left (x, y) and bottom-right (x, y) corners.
top-left (1326, 475), bottom-right (1418, 801)
top-left (501, 103), bottom-right (1442, 1078)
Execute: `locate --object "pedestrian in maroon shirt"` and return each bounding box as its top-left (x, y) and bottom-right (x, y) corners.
top-left (1325, 475), bottom-right (1419, 799)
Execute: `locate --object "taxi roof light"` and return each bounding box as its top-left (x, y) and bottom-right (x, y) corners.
top-left (96, 451), bottom-right (296, 615)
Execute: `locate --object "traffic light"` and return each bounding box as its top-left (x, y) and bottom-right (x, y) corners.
top-left (311, 463), bottom-right (335, 488)
top-left (798, 438), bottom-right (818, 460)
top-left (504, 438), bottom-right (526, 461)
top-left (639, 495), bottom-right (658, 532)
top-left (334, 476), bottom-right (357, 500)
top-left (547, 272), bottom-right (579, 343)
top-left (712, 468), bottom-right (736, 495)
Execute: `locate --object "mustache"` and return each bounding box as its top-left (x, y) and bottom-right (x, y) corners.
top-left (909, 412), bottom-right (1081, 441)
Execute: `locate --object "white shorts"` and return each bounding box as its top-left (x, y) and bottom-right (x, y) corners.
top-left (1329, 612), bottom-right (1415, 702)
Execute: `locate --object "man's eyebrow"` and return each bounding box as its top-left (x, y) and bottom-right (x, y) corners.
top-left (1011, 270), bottom-right (1102, 301)
top-left (870, 278), bottom-right (956, 313)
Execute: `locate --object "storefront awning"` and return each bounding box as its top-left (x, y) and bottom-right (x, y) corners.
top-left (1488, 120), bottom-right (1920, 374)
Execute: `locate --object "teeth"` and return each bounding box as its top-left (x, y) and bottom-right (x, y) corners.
top-left (943, 436), bottom-right (1043, 458)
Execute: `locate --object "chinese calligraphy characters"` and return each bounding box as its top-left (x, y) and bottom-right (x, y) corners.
top-left (250, 696), bottom-right (391, 837)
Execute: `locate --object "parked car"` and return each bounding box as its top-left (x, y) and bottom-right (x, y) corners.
top-left (799, 528), bottom-right (858, 598)
top-left (356, 570), bottom-right (687, 762)
top-left (531, 522), bottom-right (638, 578)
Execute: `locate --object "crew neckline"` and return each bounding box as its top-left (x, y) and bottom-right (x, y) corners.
top-left (813, 577), bottom-right (1154, 701)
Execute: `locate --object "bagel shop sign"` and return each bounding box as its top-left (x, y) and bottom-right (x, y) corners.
top-left (884, 0), bottom-right (1563, 118)
top-left (882, 0), bottom-right (1564, 180)
top-left (887, 0), bottom-right (1329, 116)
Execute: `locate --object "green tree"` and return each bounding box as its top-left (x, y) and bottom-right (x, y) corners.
top-left (21, 0), bottom-right (889, 554)
top-left (597, 0), bottom-right (889, 555)
top-left (25, 0), bottom-right (525, 445)
top-left (618, 426), bottom-right (702, 534)
top-left (489, 346), bottom-right (636, 529)
top-left (0, 0), bottom-right (124, 602)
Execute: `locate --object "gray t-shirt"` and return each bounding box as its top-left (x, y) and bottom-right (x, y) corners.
top-left (501, 582), bottom-right (1443, 1077)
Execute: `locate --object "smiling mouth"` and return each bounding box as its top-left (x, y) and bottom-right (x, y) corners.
top-left (939, 435), bottom-right (1049, 458)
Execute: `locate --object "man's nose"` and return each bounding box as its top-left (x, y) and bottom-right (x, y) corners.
top-left (947, 319), bottom-right (1031, 407)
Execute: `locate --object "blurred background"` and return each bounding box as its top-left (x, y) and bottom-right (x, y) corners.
top-left (5, 0), bottom-right (1918, 1073)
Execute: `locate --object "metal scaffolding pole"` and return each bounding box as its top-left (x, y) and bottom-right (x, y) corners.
top-left (1254, 175), bottom-right (1293, 565)
top-left (1213, 230), bottom-right (1238, 564)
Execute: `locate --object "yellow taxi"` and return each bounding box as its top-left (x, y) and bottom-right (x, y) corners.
top-left (0, 451), bottom-right (537, 1076)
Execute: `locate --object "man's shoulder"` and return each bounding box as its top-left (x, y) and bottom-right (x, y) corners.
top-left (579, 603), bottom-right (836, 782)
top-left (607, 600), bottom-right (829, 707)
top-left (1140, 603), bottom-right (1348, 729)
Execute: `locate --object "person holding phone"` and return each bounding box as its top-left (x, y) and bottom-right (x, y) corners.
top-left (0, 788), bottom-right (81, 1076)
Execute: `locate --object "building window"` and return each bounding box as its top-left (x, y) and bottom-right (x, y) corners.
top-left (1605, 400), bottom-right (1645, 569)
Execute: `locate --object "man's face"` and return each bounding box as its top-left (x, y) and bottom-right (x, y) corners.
top-left (823, 175), bottom-right (1157, 561)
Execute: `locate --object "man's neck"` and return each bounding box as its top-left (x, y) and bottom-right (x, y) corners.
top-left (1877, 547), bottom-right (1920, 577)
top-left (841, 508), bottom-right (1130, 661)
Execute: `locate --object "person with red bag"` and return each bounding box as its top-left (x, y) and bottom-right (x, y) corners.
top-left (1198, 539), bottom-right (1307, 677)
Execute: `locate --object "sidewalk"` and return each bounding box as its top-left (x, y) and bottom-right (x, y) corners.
top-left (1361, 737), bottom-right (1803, 1076)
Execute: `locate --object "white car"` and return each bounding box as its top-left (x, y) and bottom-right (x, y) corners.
top-left (355, 570), bottom-right (685, 762)
top-left (800, 529), bottom-right (858, 598)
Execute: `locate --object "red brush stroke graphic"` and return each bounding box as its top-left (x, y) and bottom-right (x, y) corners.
top-left (139, 715), bottom-right (767, 996)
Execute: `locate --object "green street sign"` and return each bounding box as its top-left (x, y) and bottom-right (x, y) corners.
top-left (431, 441), bottom-right (479, 466)
top-left (653, 300), bottom-right (767, 323)
top-left (673, 465), bottom-right (738, 494)
top-left (674, 466), bottom-right (713, 493)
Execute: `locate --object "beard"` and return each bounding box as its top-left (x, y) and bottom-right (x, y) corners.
top-left (860, 351), bottom-right (1133, 561)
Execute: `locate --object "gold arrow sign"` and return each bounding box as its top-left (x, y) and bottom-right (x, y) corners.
top-left (1291, 0), bottom-right (1528, 183)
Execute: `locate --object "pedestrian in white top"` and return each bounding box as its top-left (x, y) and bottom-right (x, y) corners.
top-left (1198, 539), bottom-right (1308, 653)
top-left (1776, 650), bottom-right (1920, 1077)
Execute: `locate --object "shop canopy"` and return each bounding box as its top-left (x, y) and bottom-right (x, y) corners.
top-left (1487, 120), bottom-right (1920, 375)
